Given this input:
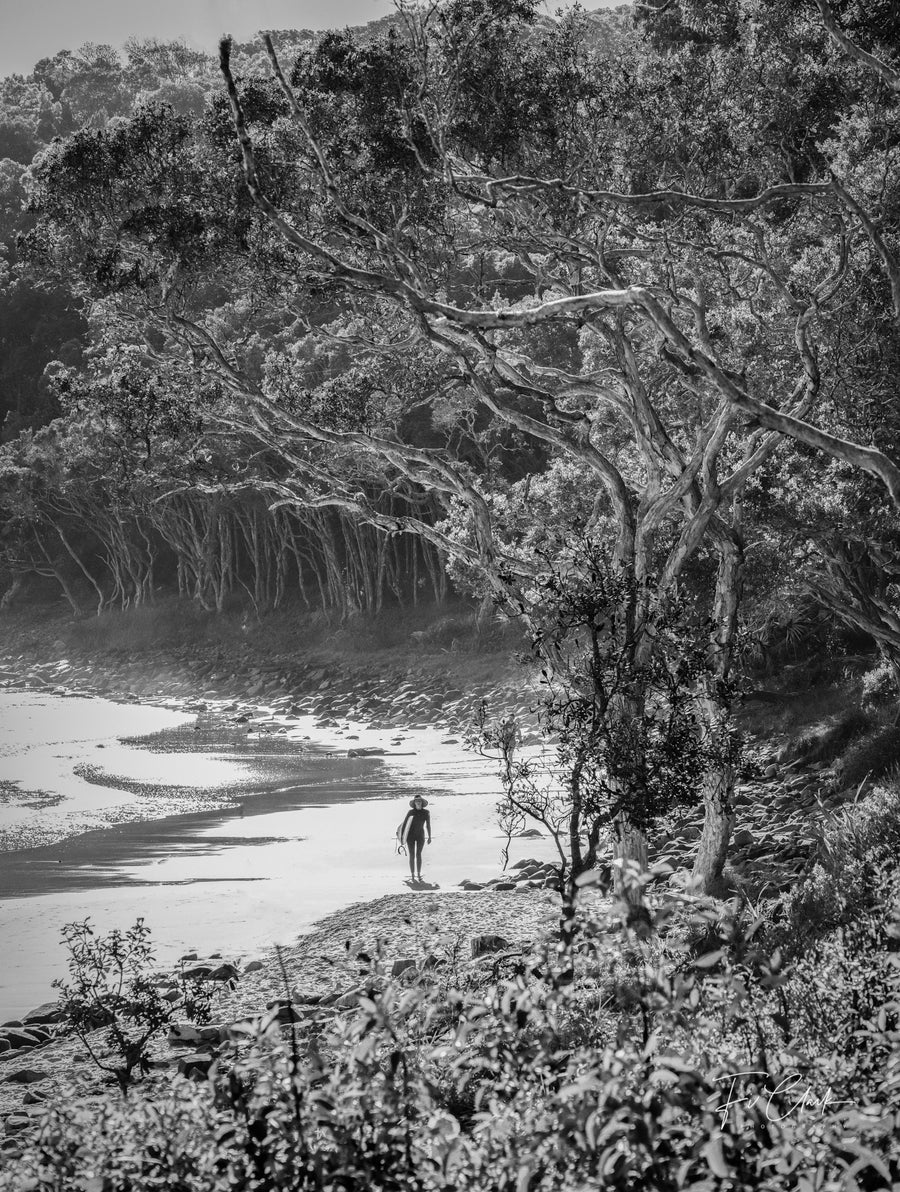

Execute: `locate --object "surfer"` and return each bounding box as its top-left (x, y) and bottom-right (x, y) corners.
top-left (398, 795), bottom-right (431, 881)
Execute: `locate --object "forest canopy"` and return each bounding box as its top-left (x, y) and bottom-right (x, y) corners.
top-left (2, 0), bottom-right (900, 892)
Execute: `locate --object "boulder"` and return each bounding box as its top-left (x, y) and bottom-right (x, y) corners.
top-left (181, 960), bottom-right (239, 983)
top-left (243, 959), bottom-right (265, 975)
top-left (2, 1068), bottom-right (50, 1085)
top-left (169, 1023), bottom-right (224, 1046)
top-left (470, 935), bottom-right (511, 959)
top-left (0, 1030), bottom-right (42, 1051)
top-left (2, 1116), bottom-right (32, 1136)
top-left (177, 1052), bottom-right (215, 1080)
top-left (493, 882), bottom-right (517, 892)
top-left (23, 1003), bottom-right (65, 1026)
top-left (391, 958), bottom-right (417, 978)
top-left (291, 991), bottom-right (323, 1007)
top-left (265, 999), bottom-right (302, 1024)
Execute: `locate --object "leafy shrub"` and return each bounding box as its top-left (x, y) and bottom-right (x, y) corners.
top-left (744, 598), bottom-right (831, 674)
top-left (53, 918), bottom-right (217, 1095)
top-left (779, 885), bottom-right (900, 1090)
top-left (836, 725), bottom-right (900, 788)
top-left (2, 1087), bottom-right (227, 1191)
top-left (776, 784), bottom-right (900, 951)
top-left (861, 657), bottom-right (898, 710)
top-left (817, 783), bottom-right (900, 871)
top-left (769, 786), bottom-right (900, 1075)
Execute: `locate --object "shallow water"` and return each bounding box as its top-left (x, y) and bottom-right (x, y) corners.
top-left (0, 690), bottom-right (554, 1020)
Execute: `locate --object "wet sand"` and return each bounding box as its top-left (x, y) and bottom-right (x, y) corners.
top-left (0, 753), bottom-right (401, 896)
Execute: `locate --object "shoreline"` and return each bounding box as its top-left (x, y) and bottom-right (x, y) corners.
top-left (0, 602), bottom-right (538, 863)
top-left (0, 688), bottom-right (557, 1017)
top-left (0, 608), bottom-right (562, 1123)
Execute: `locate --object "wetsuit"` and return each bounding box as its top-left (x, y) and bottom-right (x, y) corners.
top-left (401, 807), bottom-right (431, 877)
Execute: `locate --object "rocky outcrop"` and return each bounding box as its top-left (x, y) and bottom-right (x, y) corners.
top-left (180, 959), bottom-right (240, 984)
top-left (462, 859), bottom-right (562, 895)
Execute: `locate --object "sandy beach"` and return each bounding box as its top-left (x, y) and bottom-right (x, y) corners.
top-left (0, 686), bottom-right (557, 1021)
top-left (0, 671), bottom-right (563, 1127)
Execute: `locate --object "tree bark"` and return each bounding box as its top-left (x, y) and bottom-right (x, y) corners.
top-left (692, 525), bottom-right (744, 895)
top-left (693, 764), bottom-right (736, 897)
top-left (612, 810), bottom-right (648, 907)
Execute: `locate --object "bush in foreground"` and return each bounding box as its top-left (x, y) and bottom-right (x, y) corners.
top-left (5, 816), bottom-right (900, 1192)
top-left (52, 918), bottom-right (217, 1095)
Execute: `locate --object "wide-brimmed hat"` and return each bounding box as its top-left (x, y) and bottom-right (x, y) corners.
top-left (409, 796), bottom-right (429, 808)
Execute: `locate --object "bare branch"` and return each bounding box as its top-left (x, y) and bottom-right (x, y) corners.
top-left (634, 289), bottom-right (900, 510)
top-left (830, 175), bottom-right (900, 323)
top-left (470, 174), bottom-right (832, 214)
top-left (812, 0), bottom-right (900, 92)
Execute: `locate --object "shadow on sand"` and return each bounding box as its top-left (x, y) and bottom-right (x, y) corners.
top-left (404, 878), bottom-right (440, 890)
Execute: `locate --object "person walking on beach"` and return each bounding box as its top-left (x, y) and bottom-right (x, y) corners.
top-left (398, 795), bottom-right (431, 881)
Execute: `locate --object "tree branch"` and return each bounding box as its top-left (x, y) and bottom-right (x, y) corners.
top-left (813, 0), bottom-right (900, 93)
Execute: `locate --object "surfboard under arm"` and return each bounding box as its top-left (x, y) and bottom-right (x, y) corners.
top-left (396, 816), bottom-right (412, 852)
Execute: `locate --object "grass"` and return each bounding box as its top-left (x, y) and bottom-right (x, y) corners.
top-left (835, 724), bottom-right (900, 789)
top-left (787, 706), bottom-right (877, 765)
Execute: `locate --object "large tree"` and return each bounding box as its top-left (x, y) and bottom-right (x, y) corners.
top-left (18, 0), bottom-right (900, 895)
